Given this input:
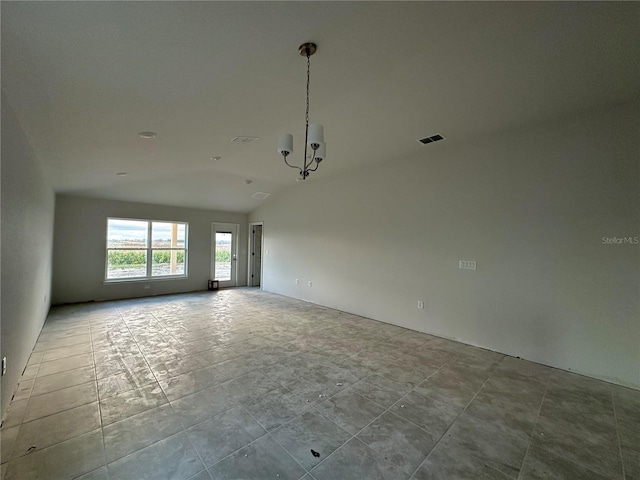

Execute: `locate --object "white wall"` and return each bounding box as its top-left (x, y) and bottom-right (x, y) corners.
top-left (251, 101), bottom-right (640, 389)
top-left (1, 93), bottom-right (56, 418)
top-left (52, 195), bottom-right (248, 304)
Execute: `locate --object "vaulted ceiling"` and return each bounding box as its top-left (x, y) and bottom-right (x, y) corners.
top-left (2, 2), bottom-right (638, 213)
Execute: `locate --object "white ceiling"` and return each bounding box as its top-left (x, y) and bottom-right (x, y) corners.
top-left (2, 2), bottom-right (638, 213)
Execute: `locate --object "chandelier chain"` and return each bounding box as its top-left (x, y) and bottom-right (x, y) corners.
top-left (305, 53), bottom-right (311, 128)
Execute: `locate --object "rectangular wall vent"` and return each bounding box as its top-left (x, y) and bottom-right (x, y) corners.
top-left (231, 136), bottom-right (260, 143)
top-left (418, 133), bottom-right (445, 144)
top-left (251, 192), bottom-right (271, 200)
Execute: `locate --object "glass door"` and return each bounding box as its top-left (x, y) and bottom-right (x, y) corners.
top-left (211, 223), bottom-right (238, 287)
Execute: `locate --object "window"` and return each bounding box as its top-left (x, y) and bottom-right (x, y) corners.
top-left (106, 218), bottom-right (188, 281)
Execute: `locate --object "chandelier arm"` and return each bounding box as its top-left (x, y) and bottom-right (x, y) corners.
top-left (307, 149), bottom-right (319, 173)
top-left (283, 155), bottom-right (303, 176)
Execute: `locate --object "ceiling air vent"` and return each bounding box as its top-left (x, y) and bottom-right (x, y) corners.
top-left (251, 192), bottom-right (270, 200)
top-left (418, 133), bottom-right (445, 145)
top-left (231, 136), bottom-right (259, 143)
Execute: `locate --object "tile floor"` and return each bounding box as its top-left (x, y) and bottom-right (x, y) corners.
top-left (1, 288), bottom-right (638, 480)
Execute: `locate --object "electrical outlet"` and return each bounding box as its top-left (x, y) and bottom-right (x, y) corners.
top-left (2, 357), bottom-right (7, 376)
top-left (295, 279), bottom-right (299, 285)
top-left (459, 260), bottom-right (477, 270)
top-left (308, 281), bottom-right (312, 287)
top-left (417, 301), bottom-right (424, 309)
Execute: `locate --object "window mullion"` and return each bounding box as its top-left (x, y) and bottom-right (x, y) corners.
top-left (147, 221), bottom-right (152, 278)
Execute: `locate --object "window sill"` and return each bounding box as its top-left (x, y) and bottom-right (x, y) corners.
top-left (103, 275), bottom-right (188, 285)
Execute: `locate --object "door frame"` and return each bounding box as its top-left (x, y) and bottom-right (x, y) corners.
top-left (211, 222), bottom-right (239, 287)
top-left (248, 221), bottom-right (264, 288)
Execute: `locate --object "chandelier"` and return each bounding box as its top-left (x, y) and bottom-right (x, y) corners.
top-left (277, 42), bottom-right (325, 180)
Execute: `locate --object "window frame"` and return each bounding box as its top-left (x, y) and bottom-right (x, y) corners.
top-left (105, 217), bottom-right (189, 283)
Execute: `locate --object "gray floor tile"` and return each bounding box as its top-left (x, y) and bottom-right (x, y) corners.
top-left (544, 388), bottom-right (615, 424)
top-left (187, 406), bottom-right (266, 467)
top-left (100, 383), bottom-right (168, 426)
top-left (434, 363), bottom-right (492, 391)
top-left (94, 344), bottom-right (144, 365)
top-left (1, 399), bottom-right (28, 428)
top-left (618, 419), bottom-right (640, 451)
top-left (357, 411), bottom-right (436, 475)
top-left (171, 384), bottom-right (237, 428)
top-left (533, 403), bottom-right (623, 477)
top-left (246, 387), bottom-right (311, 431)
top-left (205, 357), bottom-right (258, 385)
top-left (621, 446), bottom-right (639, 479)
top-left (342, 350), bottom-right (394, 372)
top-left (98, 366), bottom-right (158, 399)
top-left (12, 379), bottom-right (34, 402)
top-left (4, 429), bottom-right (104, 480)
top-left (440, 411), bottom-right (530, 478)
top-left (480, 371), bottom-right (547, 402)
top-left (271, 410), bottom-right (352, 470)
top-left (310, 437), bottom-right (408, 480)
top-left (38, 326), bottom-right (91, 342)
top-left (519, 444), bottom-right (620, 480)
top-left (41, 342), bottom-right (93, 363)
top-left (36, 353), bottom-right (94, 378)
top-left (75, 466), bottom-right (109, 480)
top-left (315, 388), bottom-right (385, 435)
top-left (103, 403), bottom-right (184, 463)
top-left (389, 376), bottom-right (472, 438)
top-left (208, 435), bottom-right (306, 480)
top-left (20, 365), bottom-right (39, 381)
top-left (414, 441), bottom-right (514, 480)
top-left (32, 334), bottom-right (92, 352)
top-left (464, 388), bottom-right (540, 434)
top-left (224, 370), bottom-right (282, 404)
top-left (0, 425), bottom-right (19, 464)
top-left (107, 432), bottom-right (205, 480)
top-left (12, 402), bottom-right (100, 460)
top-left (23, 381), bottom-right (97, 423)
top-left (149, 354), bottom-right (204, 379)
top-left (187, 470), bottom-right (213, 480)
top-left (158, 368), bottom-right (218, 402)
top-left (613, 384), bottom-right (640, 411)
top-left (30, 365), bottom-right (96, 397)
top-left (377, 363), bottom-right (432, 388)
top-left (284, 369), bottom-right (344, 404)
top-left (94, 354), bottom-right (149, 380)
top-left (352, 375), bottom-right (409, 408)
top-left (613, 386), bottom-right (640, 451)
top-left (494, 356), bottom-right (553, 382)
top-left (26, 352), bottom-right (44, 367)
